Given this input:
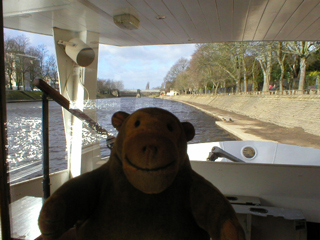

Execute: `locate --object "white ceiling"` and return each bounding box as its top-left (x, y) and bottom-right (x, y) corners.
top-left (3, 0), bottom-right (320, 46)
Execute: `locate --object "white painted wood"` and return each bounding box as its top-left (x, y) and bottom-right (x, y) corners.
top-left (233, 0), bottom-right (251, 41)
top-left (188, 141), bottom-right (320, 166)
top-left (10, 170), bottom-right (69, 202)
top-left (180, 0), bottom-right (211, 42)
top-left (162, 0), bottom-right (198, 41)
top-left (275, 0), bottom-right (320, 40)
top-left (242, 0), bottom-right (270, 41)
top-left (4, 0), bottom-right (320, 45)
top-left (53, 28), bottom-right (101, 177)
top-left (253, 0), bottom-right (287, 41)
top-left (146, 0), bottom-right (189, 42)
top-left (264, 0), bottom-right (304, 41)
top-left (215, 0), bottom-right (234, 41)
top-left (198, 0), bottom-right (222, 42)
top-left (191, 161), bottom-right (320, 223)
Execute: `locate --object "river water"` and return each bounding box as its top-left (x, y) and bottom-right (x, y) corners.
top-left (7, 97), bottom-right (236, 182)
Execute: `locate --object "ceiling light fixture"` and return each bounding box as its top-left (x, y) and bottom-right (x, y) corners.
top-left (113, 13), bottom-right (140, 30)
top-left (156, 15), bottom-right (166, 20)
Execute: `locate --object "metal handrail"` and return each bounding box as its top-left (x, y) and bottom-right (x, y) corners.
top-left (33, 79), bottom-right (115, 145)
top-left (34, 78), bottom-right (116, 199)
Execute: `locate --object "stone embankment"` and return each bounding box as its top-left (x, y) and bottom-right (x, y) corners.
top-left (163, 94), bottom-right (320, 137)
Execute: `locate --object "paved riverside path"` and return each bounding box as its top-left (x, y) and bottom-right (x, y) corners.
top-left (180, 100), bottom-right (320, 150)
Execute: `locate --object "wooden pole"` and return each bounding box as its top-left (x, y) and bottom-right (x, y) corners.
top-left (0, 0), bottom-right (12, 238)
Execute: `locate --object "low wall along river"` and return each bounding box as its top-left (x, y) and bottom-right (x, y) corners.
top-left (164, 94), bottom-right (320, 137)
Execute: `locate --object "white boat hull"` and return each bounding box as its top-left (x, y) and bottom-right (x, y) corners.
top-left (188, 141), bottom-right (320, 223)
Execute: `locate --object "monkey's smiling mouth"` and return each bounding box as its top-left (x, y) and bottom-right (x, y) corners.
top-left (125, 155), bottom-right (175, 172)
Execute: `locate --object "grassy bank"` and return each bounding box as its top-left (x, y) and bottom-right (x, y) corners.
top-left (6, 90), bottom-right (118, 102)
top-left (6, 90), bottom-right (43, 101)
top-left (6, 90), bottom-right (155, 102)
top-left (96, 93), bottom-right (116, 99)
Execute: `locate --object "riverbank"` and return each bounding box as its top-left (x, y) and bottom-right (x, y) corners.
top-left (162, 95), bottom-right (320, 149)
top-left (6, 90), bottom-right (43, 102)
top-left (6, 90), bottom-right (116, 103)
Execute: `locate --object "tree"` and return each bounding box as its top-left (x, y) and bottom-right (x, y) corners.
top-left (286, 41), bottom-right (320, 91)
top-left (44, 55), bottom-right (58, 89)
top-left (97, 79), bottom-right (107, 94)
top-left (275, 42), bottom-right (287, 91)
top-left (174, 70), bottom-right (191, 93)
top-left (97, 79), bottom-right (124, 94)
top-left (196, 43), bottom-right (243, 92)
top-left (190, 49), bottom-right (225, 94)
top-left (4, 34), bottom-right (58, 90)
top-left (112, 80), bottom-right (124, 90)
top-left (4, 35), bottom-right (29, 89)
top-left (163, 58), bottom-right (189, 92)
top-left (251, 42), bottom-right (275, 92)
top-left (10, 35), bottom-right (30, 90)
top-left (145, 82), bottom-right (150, 90)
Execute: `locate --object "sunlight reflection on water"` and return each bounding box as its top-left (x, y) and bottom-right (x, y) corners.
top-left (6, 98), bottom-right (236, 181)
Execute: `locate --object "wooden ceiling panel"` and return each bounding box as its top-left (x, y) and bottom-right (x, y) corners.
top-left (275, 0), bottom-right (320, 41)
top-left (84, 0), bottom-right (163, 45)
top-left (215, 0), bottom-right (234, 41)
top-left (284, 2), bottom-right (320, 41)
top-left (180, 0), bottom-right (211, 42)
top-left (198, 0), bottom-right (222, 42)
top-left (263, 0), bottom-right (304, 41)
top-left (3, 0), bottom-right (72, 17)
top-left (162, 0), bottom-right (199, 40)
top-left (233, 0), bottom-right (251, 41)
top-left (142, 0), bottom-right (189, 42)
top-left (308, 19), bottom-right (320, 41)
top-left (253, 0), bottom-right (287, 41)
top-left (6, 13), bottom-right (54, 36)
top-left (3, 0), bottom-right (320, 46)
top-left (126, 0), bottom-right (175, 44)
top-left (295, 16), bottom-right (320, 41)
top-left (242, 0), bottom-right (269, 41)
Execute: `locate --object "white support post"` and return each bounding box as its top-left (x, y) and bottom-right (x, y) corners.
top-left (53, 28), bottom-right (100, 178)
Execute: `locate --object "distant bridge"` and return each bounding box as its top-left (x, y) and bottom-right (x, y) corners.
top-left (117, 89), bottom-right (161, 97)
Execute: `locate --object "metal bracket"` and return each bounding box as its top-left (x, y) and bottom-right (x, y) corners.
top-left (207, 146), bottom-right (245, 163)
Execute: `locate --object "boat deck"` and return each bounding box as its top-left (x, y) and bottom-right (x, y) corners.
top-left (7, 196), bottom-right (42, 239)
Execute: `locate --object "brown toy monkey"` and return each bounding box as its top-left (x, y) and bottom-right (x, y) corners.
top-left (38, 107), bottom-right (245, 240)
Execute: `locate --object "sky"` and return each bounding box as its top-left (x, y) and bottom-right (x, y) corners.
top-left (4, 28), bottom-right (196, 90)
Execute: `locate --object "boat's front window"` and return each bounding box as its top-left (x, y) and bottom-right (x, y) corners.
top-left (2, 30), bottom-right (320, 239)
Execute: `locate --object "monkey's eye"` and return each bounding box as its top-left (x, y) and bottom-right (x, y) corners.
top-left (167, 123), bottom-right (174, 132)
top-left (135, 120), bottom-right (140, 128)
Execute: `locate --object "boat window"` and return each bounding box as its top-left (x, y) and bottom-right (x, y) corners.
top-left (3, 30), bottom-right (320, 240)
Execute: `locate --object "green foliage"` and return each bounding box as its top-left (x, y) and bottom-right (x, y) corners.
top-left (4, 34), bottom-right (58, 90)
top-left (162, 41), bottom-right (320, 93)
top-left (6, 90), bottom-right (42, 101)
top-left (97, 79), bottom-right (124, 95)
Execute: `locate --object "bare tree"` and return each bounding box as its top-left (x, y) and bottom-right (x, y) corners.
top-left (251, 42), bottom-right (275, 92)
top-left (286, 41), bottom-right (320, 91)
top-left (174, 70), bottom-right (191, 93)
top-left (4, 34), bottom-right (56, 90)
top-left (196, 43), bottom-right (243, 92)
top-left (275, 42), bottom-right (287, 91)
top-left (113, 80), bottom-right (124, 90)
top-left (97, 79), bottom-right (124, 95)
top-left (4, 35), bottom-right (30, 89)
top-left (163, 58), bottom-right (189, 92)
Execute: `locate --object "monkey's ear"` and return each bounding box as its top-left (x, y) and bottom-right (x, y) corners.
top-left (182, 122), bottom-right (195, 142)
top-left (112, 111), bottom-right (130, 131)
